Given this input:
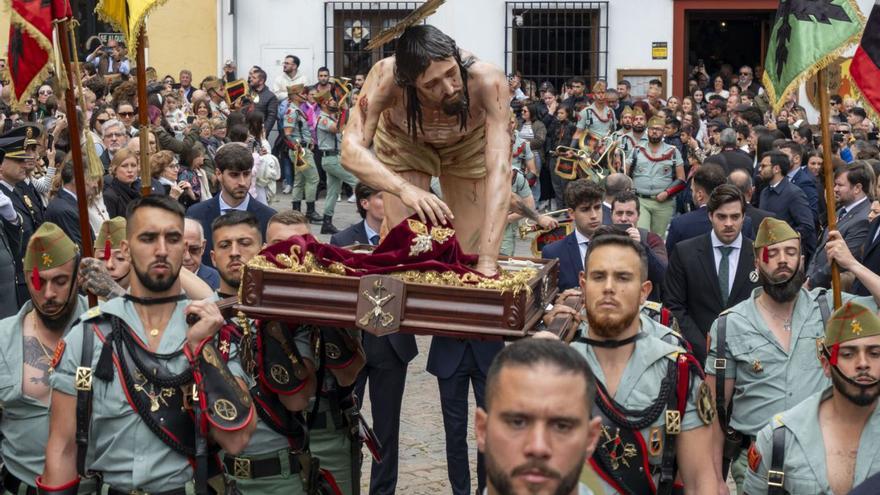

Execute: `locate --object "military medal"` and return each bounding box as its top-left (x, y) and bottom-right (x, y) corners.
top-left (752, 360), bottom-right (764, 373)
top-left (749, 269), bottom-right (759, 283)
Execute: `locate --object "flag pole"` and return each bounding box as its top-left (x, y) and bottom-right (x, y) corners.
top-left (816, 68), bottom-right (842, 309)
top-left (135, 27), bottom-right (151, 197)
top-left (57, 19), bottom-right (97, 307)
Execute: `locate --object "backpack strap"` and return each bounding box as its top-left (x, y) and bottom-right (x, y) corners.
top-left (767, 426), bottom-right (787, 495)
top-left (714, 314), bottom-right (730, 429)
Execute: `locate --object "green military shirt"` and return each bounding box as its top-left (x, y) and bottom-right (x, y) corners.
top-left (316, 111), bottom-right (341, 152)
top-left (630, 143), bottom-right (683, 197)
top-left (706, 287), bottom-right (875, 436)
top-left (571, 331), bottom-right (710, 494)
top-left (51, 296), bottom-right (249, 492)
top-left (501, 170), bottom-right (533, 256)
top-left (511, 132), bottom-right (534, 174)
top-left (283, 106), bottom-right (312, 147)
top-left (0, 297), bottom-right (88, 486)
top-left (743, 388), bottom-right (880, 494)
top-left (619, 131), bottom-right (648, 160)
top-left (576, 104), bottom-right (616, 138)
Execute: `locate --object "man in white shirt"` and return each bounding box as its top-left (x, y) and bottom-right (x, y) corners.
top-left (272, 55), bottom-right (309, 100)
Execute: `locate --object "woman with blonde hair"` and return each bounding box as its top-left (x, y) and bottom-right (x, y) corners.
top-left (103, 148), bottom-right (141, 217)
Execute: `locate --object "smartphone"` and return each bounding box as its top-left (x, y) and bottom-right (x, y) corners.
top-left (47, 134), bottom-right (54, 150)
top-left (613, 223), bottom-right (632, 232)
top-left (186, 116), bottom-right (196, 124)
top-left (172, 83), bottom-right (181, 90)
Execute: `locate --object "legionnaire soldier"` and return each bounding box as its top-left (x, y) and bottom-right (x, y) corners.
top-left (94, 217), bottom-right (131, 292)
top-left (744, 301), bottom-right (880, 495)
top-left (0, 223), bottom-right (88, 494)
top-left (0, 124), bottom-right (44, 305)
top-left (619, 107), bottom-right (648, 167)
top-left (549, 233), bottom-right (721, 493)
top-left (284, 84), bottom-right (321, 224)
top-left (315, 93), bottom-right (358, 235)
top-left (628, 116), bottom-right (685, 237)
top-left (573, 81), bottom-right (617, 147)
top-left (40, 195), bottom-right (257, 494)
top-left (263, 211), bottom-right (369, 495)
top-left (210, 210), bottom-right (333, 494)
top-left (706, 220), bottom-right (880, 492)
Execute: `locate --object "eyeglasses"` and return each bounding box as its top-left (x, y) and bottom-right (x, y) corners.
top-left (186, 245), bottom-right (202, 256)
top-left (97, 118), bottom-right (109, 125)
top-left (105, 132), bottom-right (125, 138)
top-left (39, 89), bottom-right (53, 95)
top-left (118, 111), bottom-right (136, 117)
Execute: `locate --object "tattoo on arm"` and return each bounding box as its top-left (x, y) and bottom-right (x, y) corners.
top-left (510, 195), bottom-right (541, 223)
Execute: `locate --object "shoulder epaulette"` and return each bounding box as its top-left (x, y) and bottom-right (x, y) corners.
top-left (81, 307), bottom-right (102, 321)
top-left (643, 300), bottom-right (663, 311)
top-left (772, 414), bottom-right (785, 428)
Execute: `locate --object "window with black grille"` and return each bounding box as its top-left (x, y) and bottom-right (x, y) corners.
top-left (505, 1), bottom-right (609, 97)
top-left (324, 2), bottom-right (423, 78)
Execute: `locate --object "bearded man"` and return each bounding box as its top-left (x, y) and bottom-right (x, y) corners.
top-left (745, 300), bottom-right (880, 494)
top-left (0, 223), bottom-right (87, 493)
top-left (341, 24), bottom-right (511, 276)
top-left (706, 220), bottom-right (880, 492)
top-left (566, 233), bottom-right (722, 494)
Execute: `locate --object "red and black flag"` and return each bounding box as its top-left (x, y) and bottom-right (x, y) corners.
top-left (850, 1), bottom-right (880, 114)
top-left (6, 0), bottom-right (72, 106)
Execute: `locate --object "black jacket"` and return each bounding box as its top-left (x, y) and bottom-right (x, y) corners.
top-left (103, 178), bottom-right (141, 219)
top-left (663, 233), bottom-right (758, 365)
top-left (46, 189), bottom-right (90, 246)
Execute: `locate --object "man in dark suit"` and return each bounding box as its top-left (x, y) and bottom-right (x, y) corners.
top-left (0, 125), bottom-right (43, 305)
top-left (704, 128), bottom-right (753, 176)
top-left (331, 184), bottom-right (418, 495)
top-left (609, 191), bottom-right (668, 301)
top-left (778, 140), bottom-right (820, 223)
top-left (664, 184), bottom-right (759, 364)
top-left (728, 168), bottom-right (773, 229)
top-left (541, 179), bottom-right (605, 292)
top-left (183, 218), bottom-right (220, 290)
top-left (186, 143), bottom-right (276, 268)
top-left (666, 164), bottom-right (727, 254)
top-left (427, 335), bottom-right (502, 495)
top-left (0, 146), bottom-right (22, 318)
top-left (45, 163), bottom-right (89, 246)
top-left (758, 150), bottom-right (817, 262)
top-left (854, 214), bottom-right (880, 296)
top-left (603, 173), bottom-right (632, 225)
top-left (807, 164), bottom-right (871, 288)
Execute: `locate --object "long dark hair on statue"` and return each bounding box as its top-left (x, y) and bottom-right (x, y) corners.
top-left (394, 25), bottom-right (473, 140)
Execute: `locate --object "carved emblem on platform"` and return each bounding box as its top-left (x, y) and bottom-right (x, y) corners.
top-left (356, 275), bottom-right (405, 337)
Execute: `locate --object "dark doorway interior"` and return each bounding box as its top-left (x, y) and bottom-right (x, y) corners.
top-left (686, 10), bottom-right (775, 85)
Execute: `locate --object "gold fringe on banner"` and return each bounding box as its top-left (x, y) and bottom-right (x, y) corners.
top-left (763, 0), bottom-right (867, 115)
top-left (5, 7), bottom-right (54, 108)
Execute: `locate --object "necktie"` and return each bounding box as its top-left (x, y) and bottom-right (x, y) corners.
top-left (838, 207), bottom-right (848, 222)
top-left (718, 246), bottom-right (734, 306)
top-left (370, 234), bottom-right (380, 246)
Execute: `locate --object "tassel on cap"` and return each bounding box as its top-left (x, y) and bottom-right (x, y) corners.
top-left (830, 343), bottom-right (840, 366)
top-left (104, 239), bottom-right (112, 261)
top-left (31, 267), bottom-right (41, 291)
top-left (762, 246), bottom-right (769, 264)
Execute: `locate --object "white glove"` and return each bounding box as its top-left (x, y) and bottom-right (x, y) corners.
top-left (0, 193), bottom-right (17, 223)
